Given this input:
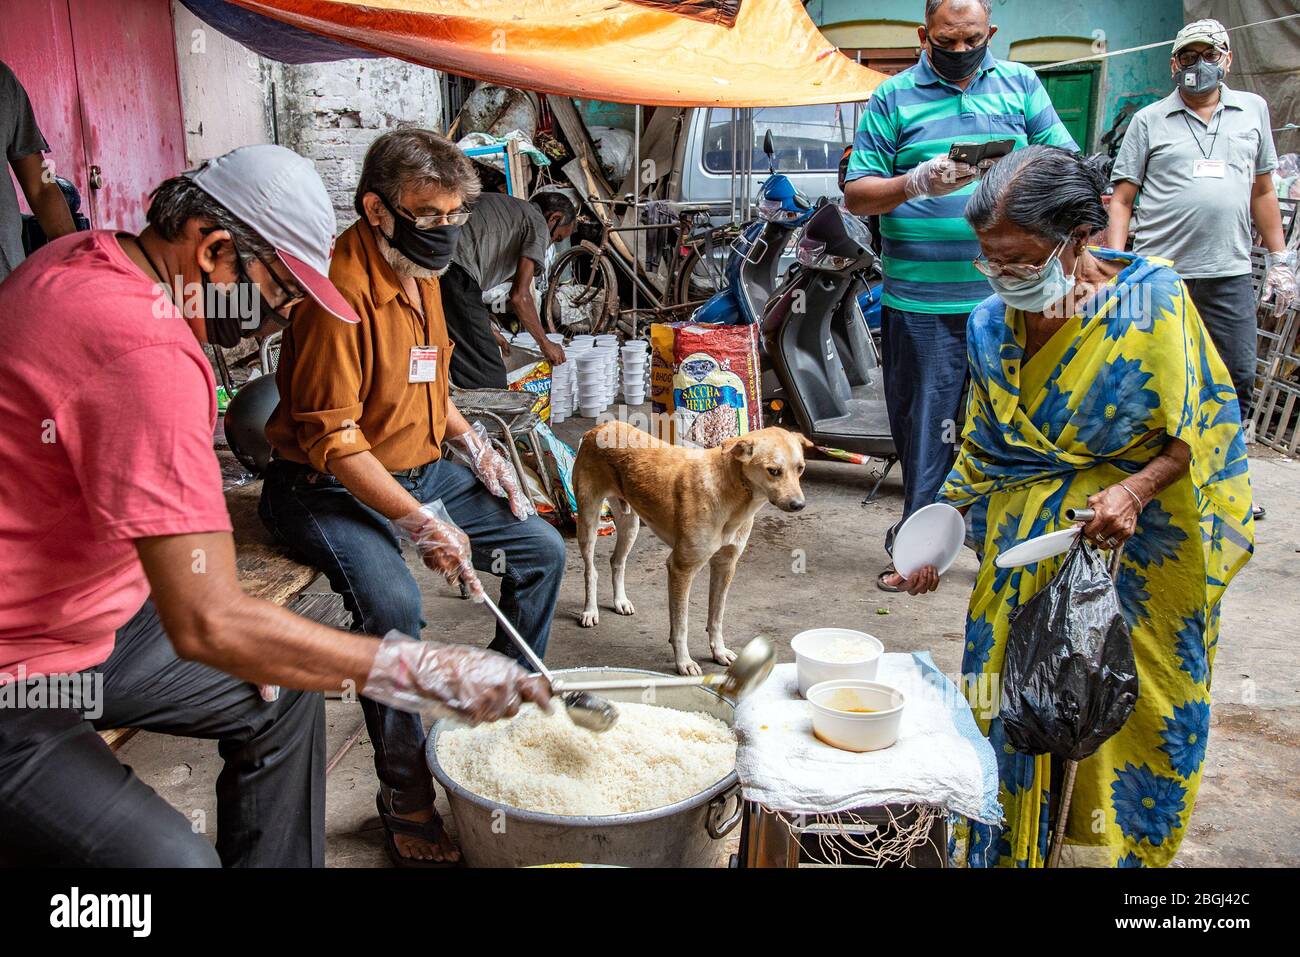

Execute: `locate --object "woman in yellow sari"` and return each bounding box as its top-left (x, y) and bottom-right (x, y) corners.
top-left (905, 146), bottom-right (1254, 867)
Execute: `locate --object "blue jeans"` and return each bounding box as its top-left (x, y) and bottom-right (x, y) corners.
top-left (259, 456), bottom-right (566, 812)
top-left (879, 305), bottom-right (970, 553)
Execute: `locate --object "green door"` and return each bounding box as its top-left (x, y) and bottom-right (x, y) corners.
top-left (1039, 66), bottom-right (1097, 151)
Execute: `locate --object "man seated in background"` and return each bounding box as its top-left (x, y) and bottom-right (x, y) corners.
top-left (1, 60), bottom-right (74, 282)
top-left (261, 128), bottom-right (566, 866)
top-left (443, 189), bottom-right (576, 387)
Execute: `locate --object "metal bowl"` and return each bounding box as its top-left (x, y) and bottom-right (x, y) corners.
top-left (426, 667), bottom-right (741, 868)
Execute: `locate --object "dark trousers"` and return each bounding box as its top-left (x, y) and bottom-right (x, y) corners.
top-left (441, 262), bottom-right (508, 389)
top-left (259, 456), bottom-right (565, 813)
top-left (0, 601), bottom-right (326, 867)
top-left (879, 304), bottom-right (970, 552)
top-left (1185, 273), bottom-right (1257, 418)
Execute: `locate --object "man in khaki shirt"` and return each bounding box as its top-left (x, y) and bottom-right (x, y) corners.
top-left (261, 129), bottom-right (566, 866)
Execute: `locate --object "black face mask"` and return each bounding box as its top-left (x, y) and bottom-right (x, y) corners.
top-left (927, 41), bottom-right (987, 83)
top-left (202, 270), bottom-right (257, 348)
top-left (378, 193), bottom-right (461, 271)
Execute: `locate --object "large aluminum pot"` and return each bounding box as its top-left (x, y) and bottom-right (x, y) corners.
top-left (426, 668), bottom-right (741, 868)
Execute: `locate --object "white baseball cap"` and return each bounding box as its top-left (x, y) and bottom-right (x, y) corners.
top-left (186, 144), bottom-right (359, 324)
top-left (1173, 19), bottom-right (1230, 54)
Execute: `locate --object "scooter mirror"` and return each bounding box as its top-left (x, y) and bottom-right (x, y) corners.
top-left (763, 129), bottom-right (775, 171)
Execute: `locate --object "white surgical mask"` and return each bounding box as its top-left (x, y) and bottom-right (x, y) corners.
top-left (989, 244), bottom-right (1076, 313)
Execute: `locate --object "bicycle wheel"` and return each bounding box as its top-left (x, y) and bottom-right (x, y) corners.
top-left (672, 230), bottom-right (733, 306)
top-left (544, 241), bottom-right (620, 336)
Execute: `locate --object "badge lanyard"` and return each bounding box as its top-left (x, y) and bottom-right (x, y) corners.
top-left (407, 288), bottom-right (438, 384)
top-left (1182, 110), bottom-right (1226, 179)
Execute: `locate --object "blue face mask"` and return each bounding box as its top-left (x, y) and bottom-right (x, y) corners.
top-left (988, 241), bottom-right (1076, 313)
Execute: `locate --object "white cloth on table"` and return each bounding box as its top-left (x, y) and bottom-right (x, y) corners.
top-left (733, 652), bottom-right (1002, 824)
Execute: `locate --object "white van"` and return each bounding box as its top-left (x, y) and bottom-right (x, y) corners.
top-left (672, 102), bottom-right (866, 217)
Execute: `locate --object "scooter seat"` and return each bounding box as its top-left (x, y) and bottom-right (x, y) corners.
top-left (658, 200), bottom-right (723, 217)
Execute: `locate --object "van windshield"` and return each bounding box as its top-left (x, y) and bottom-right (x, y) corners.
top-left (702, 103), bottom-right (864, 174)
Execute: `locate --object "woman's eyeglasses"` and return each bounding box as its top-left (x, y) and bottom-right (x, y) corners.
top-left (1175, 48), bottom-right (1224, 68)
top-left (973, 238), bottom-right (1067, 281)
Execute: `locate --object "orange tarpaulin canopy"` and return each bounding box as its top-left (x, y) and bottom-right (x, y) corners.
top-left (230, 0), bottom-right (887, 106)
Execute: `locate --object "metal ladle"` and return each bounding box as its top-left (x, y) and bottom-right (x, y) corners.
top-left (479, 591), bottom-right (620, 733)
top-left (551, 635), bottom-right (778, 703)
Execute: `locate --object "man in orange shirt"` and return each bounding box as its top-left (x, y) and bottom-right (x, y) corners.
top-left (262, 129), bottom-right (566, 867)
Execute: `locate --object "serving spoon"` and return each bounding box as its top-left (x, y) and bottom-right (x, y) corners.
top-left (552, 635), bottom-right (777, 703)
top-left (479, 591), bottom-right (620, 733)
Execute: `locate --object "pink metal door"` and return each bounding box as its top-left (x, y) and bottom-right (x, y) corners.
top-left (0, 0), bottom-right (88, 213)
top-left (67, 0), bottom-right (186, 229)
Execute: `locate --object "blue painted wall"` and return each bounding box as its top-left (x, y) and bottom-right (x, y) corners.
top-left (808, 0), bottom-right (1185, 137)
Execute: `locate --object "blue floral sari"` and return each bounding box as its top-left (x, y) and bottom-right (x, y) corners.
top-left (942, 249), bottom-right (1253, 867)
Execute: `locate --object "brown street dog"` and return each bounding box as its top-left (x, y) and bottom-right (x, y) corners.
top-left (573, 420), bottom-right (811, 675)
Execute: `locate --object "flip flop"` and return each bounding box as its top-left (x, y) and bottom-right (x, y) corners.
top-left (375, 787), bottom-right (462, 869)
top-left (876, 563), bottom-right (904, 593)
top-left (1253, 503), bottom-right (1266, 522)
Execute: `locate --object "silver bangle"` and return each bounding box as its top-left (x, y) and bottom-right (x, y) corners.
top-left (1116, 482), bottom-right (1144, 511)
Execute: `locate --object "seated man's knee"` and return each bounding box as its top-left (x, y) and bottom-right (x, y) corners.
top-left (530, 519), bottom-right (567, 577)
top-left (356, 568), bottom-right (424, 636)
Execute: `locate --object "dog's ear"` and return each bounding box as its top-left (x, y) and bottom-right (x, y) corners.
top-left (727, 437), bottom-right (755, 462)
top-left (795, 433), bottom-right (814, 450)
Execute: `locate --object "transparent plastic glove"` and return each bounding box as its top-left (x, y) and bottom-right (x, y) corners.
top-left (363, 630), bottom-right (552, 723)
top-left (393, 499), bottom-right (485, 600)
top-left (1262, 251), bottom-right (1298, 318)
top-left (903, 156), bottom-right (978, 200)
top-left (450, 422), bottom-right (534, 521)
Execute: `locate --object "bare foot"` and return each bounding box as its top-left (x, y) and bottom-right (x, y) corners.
top-left (390, 805), bottom-right (460, 864)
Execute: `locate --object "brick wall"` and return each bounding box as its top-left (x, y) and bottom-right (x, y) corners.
top-left (271, 59), bottom-right (446, 228)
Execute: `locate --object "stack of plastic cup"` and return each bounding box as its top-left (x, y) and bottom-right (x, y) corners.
top-left (588, 344), bottom-right (617, 407)
top-left (565, 337), bottom-right (593, 408)
top-left (621, 341), bottom-right (649, 405)
top-left (549, 339), bottom-right (573, 423)
top-left (574, 350), bottom-right (609, 418)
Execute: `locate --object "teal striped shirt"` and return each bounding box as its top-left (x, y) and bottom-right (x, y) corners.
top-left (846, 51), bottom-right (1077, 315)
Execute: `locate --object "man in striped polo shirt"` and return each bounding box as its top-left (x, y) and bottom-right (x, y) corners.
top-left (844, 0), bottom-right (1076, 591)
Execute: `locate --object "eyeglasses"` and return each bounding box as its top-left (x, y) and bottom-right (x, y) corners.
top-left (382, 193), bottom-right (471, 229)
top-left (1175, 48), bottom-right (1224, 67)
top-left (238, 253), bottom-right (306, 321)
top-left (973, 238), bottom-right (1067, 281)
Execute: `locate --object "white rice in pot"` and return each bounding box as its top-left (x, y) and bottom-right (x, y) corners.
top-left (436, 701), bottom-right (736, 816)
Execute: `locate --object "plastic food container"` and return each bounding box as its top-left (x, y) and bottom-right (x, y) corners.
top-left (807, 680), bottom-right (904, 752)
top-left (790, 628), bottom-right (883, 697)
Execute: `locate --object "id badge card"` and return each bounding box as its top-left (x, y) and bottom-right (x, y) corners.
top-left (1193, 159), bottom-right (1226, 179)
top-left (408, 346), bottom-right (438, 383)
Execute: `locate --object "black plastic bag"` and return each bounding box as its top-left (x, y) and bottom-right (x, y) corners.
top-left (1000, 539), bottom-right (1139, 761)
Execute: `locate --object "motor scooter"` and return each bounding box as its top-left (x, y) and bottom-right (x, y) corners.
top-left (694, 130), bottom-right (813, 326)
top-left (761, 202), bottom-right (897, 499)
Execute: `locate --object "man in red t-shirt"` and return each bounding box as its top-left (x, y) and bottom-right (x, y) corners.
top-left (0, 145), bottom-right (549, 867)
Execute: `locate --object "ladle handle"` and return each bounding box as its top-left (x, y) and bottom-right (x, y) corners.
top-left (552, 675), bottom-right (727, 693)
top-left (480, 591), bottom-right (553, 682)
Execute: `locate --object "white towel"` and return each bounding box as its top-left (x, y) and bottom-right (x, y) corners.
top-left (734, 653), bottom-right (1002, 823)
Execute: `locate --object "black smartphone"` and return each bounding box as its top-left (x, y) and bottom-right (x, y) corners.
top-left (948, 139), bottom-right (1015, 164)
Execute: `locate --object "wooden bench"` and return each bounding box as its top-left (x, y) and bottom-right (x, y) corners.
top-left (100, 458), bottom-right (317, 752)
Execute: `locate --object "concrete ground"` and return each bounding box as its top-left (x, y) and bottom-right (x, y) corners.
top-left (122, 425), bottom-right (1299, 867)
